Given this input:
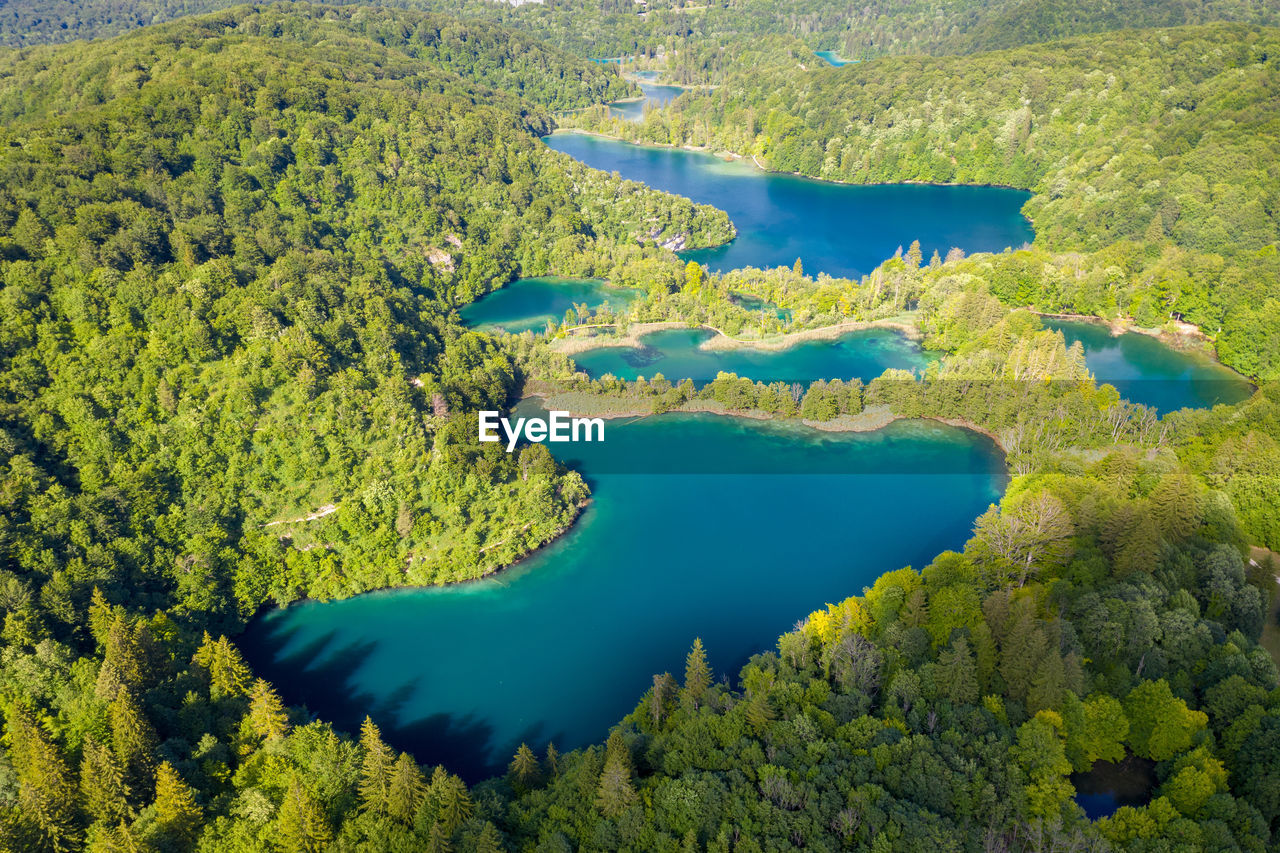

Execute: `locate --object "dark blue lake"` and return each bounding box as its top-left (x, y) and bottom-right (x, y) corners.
top-left (544, 133), bottom-right (1034, 278)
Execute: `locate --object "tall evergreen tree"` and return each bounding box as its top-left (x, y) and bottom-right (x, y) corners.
top-left (650, 672), bottom-right (675, 727)
top-left (191, 634), bottom-right (250, 700)
top-left (595, 735), bottom-right (638, 819)
top-left (357, 717), bottom-right (395, 816)
top-left (507, 743), bottom-right (541, 793)
top-left (681, 637), bottom-right (712, 712)
top-left (107, 689), bottom-right (156, 795)
top-left (544, 742), bottom-right (560, 779)
top-left (936, 636), bottom-right (979, 706)
top-left (431, 771), bottom-right (473, 837)
top-left (246, 679), bottom-right (290, 743)
top-left (275, 775), bottom-right (331, 853)
top-left (79, 738), bottom-right (132, 825)
top-left (5, 706), bottom-right (79, 852)
top-left (386, 754), bottom-right (427, 825)
top-left (473, 822), bottom-right (504, 853)
top-left (151, 762), bottom-right (202, 849)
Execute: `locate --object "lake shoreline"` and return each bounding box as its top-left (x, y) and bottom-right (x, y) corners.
top-left (550, 318), bottom-right (923, 356)
top-left (544, 128), bottom-right (1035, 193)
top-left (1034, 310), bottom-right (1253, 382)
top-left (523, 388), bottom-right (1009, 452)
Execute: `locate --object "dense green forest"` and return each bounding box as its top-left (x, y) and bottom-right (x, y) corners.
top-left (0, 2), bottom-right (1277, 852)
top-left (564, 23), bottom-right (1280, 380)
top-left (4, 0), bottom-right (1279, 70)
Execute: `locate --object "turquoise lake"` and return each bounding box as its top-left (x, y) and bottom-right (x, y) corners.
top-left (570, 326), bottom-right (931, 382)
top-left (544, 134), bottom-right (1034, 277)
top-left (608, 81), bottom-right (686, 121)
top-left (815, 50), bottom-right (856, 66)
top-left (241, 408), bottom-right (1006, 781)
top-left (1043, 319), bottom-right (1252, 412)
top-left (458, 277), bottom-right (639, 335)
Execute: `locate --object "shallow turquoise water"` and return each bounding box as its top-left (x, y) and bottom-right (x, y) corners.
top-left (458, 277), bottom-right (639, 335)
top-left (241, 409), bottom-right (1005, 781)
top-left (814, 50), bottom-right (856, 66)
top-left (544, 134), bottom-right (1034, 277)
top-left (1043, 319), bottom-right (1252, 412)
top-left (570, 326), bottom-right (932, 382)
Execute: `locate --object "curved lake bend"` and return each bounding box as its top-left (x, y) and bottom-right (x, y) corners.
top-left (459, 277), bottom-right (639, 335)
top-left (241, 410), bottom-right (1005, 782)
top-left (543, 134), bottom-right (1035, 277)
top-left (608, 81), bottom-right (686, 121)
top-left (570, 326), bottom-right (932, 382)
top-left (1043, 319), bottom-right (1253, 412)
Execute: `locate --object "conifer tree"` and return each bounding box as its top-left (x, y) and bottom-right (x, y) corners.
top-left (192, 633), bottom-right (250, 700)
top-left (6, 706), bottom-right (79, 852)
top-left (108, 689), bottom-right (157, 793)
top-left (650, 672), bottom-right (675, 726)
top-left (936, 636), bottom-right (979, 706)
top-left (247, 679), bottom-right (290, 742)
top-left (595, 734), bottom-right (638, 818)
top-left (544, 742), bottom-right (560, 779)
top-left (681, 638), bottom-right (712, 712)
top-left (80, 738), bottom-right (132, 825)
top-left (745, 692), bottom-right (775, 735)
top-left (276, 775), bottom-right (330, 853)
top-left (357, 716), bottom-right (394, 815)
top-left (473, 822), bottom-right (504, 853)
top-left (88, 587), bottom-right (113, 647)
top-left (103, 613), bottom-right (145, 692)
top-left (386, 753), bottom-right (427, 825)
top-left (152, 762), bottom-right (202, 848)
top-left (87, 820), bottom-right (145, 853)
top-left (1150, 470), bottom-right (1201, 540)
top-left (508, 743), bottom-right (540, 793)
top-left (426, 820), bottom-right (452, 853)
top-left (433, 772), bottom-right (473, 837)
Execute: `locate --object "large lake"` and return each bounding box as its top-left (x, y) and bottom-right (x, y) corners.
top-left (544, 134), bottom-right (1035, 277)
top-left (241, 408), bottom-right (1006, 781)
top-left (1043, 319), bottom-right (1252, 412)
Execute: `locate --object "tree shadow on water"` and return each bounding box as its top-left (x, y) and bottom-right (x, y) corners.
top-left (239, 622), bottom-right (513, 783)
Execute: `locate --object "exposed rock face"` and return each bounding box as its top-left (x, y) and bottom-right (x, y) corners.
top-left (427, 247), bottom-right (455, 271)
top-left (643, 226), bottom-right (689, 251)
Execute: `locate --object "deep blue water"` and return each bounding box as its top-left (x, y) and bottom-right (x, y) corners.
top-left (544, 134), bottom-right (1034, 277)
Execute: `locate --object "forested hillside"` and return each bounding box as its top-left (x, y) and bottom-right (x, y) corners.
top-left (569, 23), bottom-right (1280, 379)
top-left (0, 1), bottom-right (1276, 851)
top-left (4, 0), bottom-right (1278, 67)
top-left (0, 4), bottom-right (735, 848)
